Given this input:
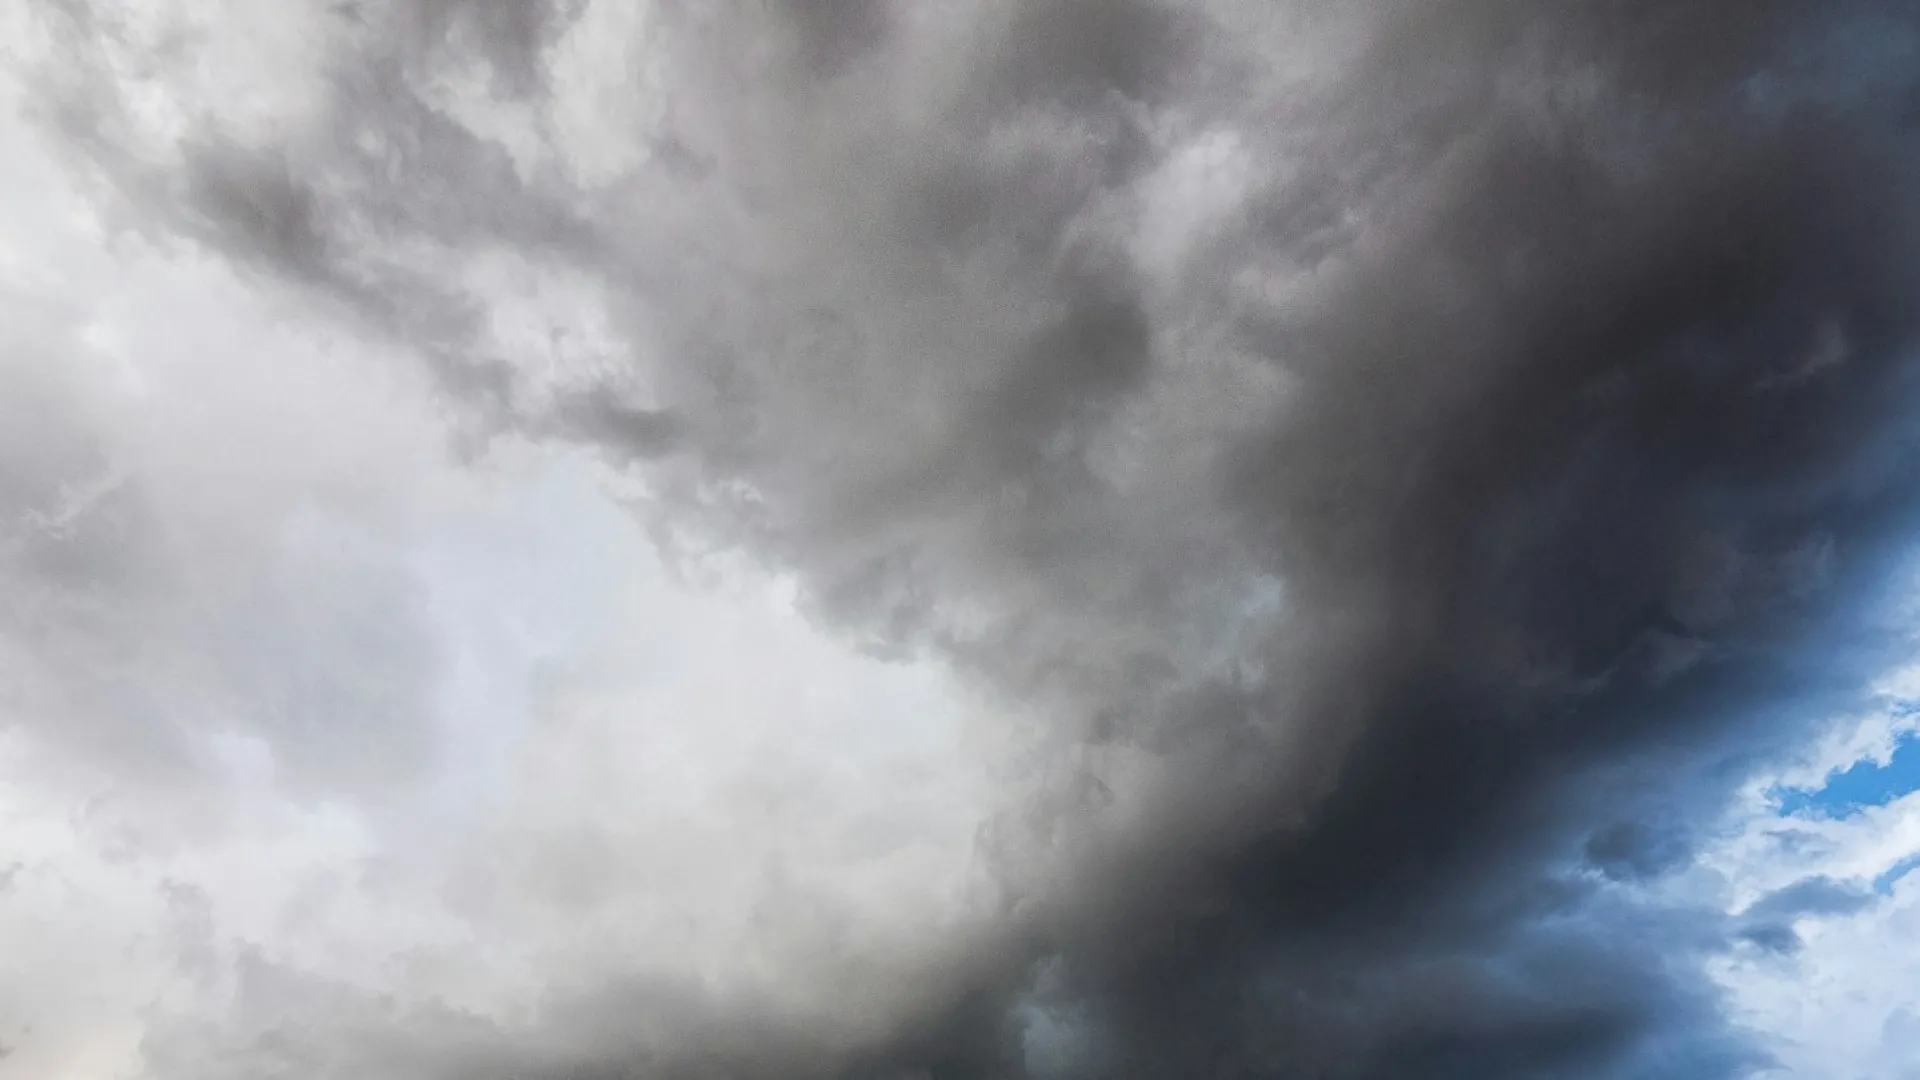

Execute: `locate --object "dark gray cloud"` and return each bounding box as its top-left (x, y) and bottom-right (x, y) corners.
top-left (1736, 875), bottom-right (1877, 954)
top-left (32, 0), bottom-right (1920, 1076)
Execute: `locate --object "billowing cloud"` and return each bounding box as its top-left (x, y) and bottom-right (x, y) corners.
top-left (10, 1), bottom-right (1920, 1077)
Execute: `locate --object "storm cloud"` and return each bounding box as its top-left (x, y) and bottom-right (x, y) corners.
top-left (16, 0), bottom-right (1920, 1077)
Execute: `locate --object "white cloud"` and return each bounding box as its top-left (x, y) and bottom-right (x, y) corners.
top-left (1701, 697), bottom-right (1920, 1079)
top-left (0, 96), bottom-right (1012, 1077)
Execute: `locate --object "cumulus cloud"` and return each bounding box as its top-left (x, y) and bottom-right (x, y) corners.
top-left (1695, 690), bottom-right (1920, 1078)
top-left (10, 0), bottom-right (1920, 1077)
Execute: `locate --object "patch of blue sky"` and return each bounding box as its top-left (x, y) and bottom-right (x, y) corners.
top-left (1874, 852), bottom-right (1920, 895)
top-left (1773, 700), bottom-right (1920, 820)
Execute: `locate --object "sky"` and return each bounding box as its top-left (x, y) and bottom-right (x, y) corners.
top-left (5, 2), bottom-right (1920, 1078)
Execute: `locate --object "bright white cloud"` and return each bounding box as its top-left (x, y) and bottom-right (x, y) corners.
top-left (0, 91), bottom-right (1013, 1078)
top-left (1701, 690), bottom-right (1920, 1079)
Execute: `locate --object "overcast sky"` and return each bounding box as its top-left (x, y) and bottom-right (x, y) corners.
top-left (6, 2), bottom-right (1920, 1078)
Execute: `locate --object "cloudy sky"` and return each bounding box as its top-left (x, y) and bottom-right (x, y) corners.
top-left (5, 2), bottom-right (1920, 1078)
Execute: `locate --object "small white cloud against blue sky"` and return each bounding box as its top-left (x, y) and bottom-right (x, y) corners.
top-left (7, 2), bottom-right (1920, 1079)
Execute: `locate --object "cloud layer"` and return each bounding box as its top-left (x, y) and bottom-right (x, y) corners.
top-left (11, 1), bottom-right (1920, 1077)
